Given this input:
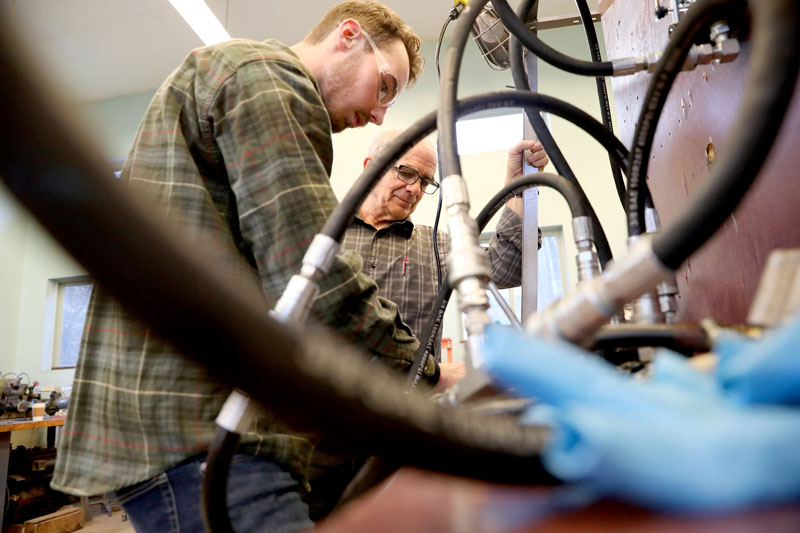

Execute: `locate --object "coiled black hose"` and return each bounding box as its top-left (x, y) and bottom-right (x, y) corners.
top-left (507, 0), bottom-right (614, 269)
top-left (439, 0), bottom-right (617, 270)
top-left (201, 429), bottom-right (239, 533)
top-left (342, 86), bottom-right (630, 394)
top-left (626, 0), bottom-right (747, 236)
top-left (651, 0), bottom-right (800, 268)
top-left (323, 91), bottom-right (628, 245)
top-left (491, 0), bottom-right (613, 77)
top-left (574, 0), bottom-right (627, 208)
top-left (404, 173), bottom-right (592, 393)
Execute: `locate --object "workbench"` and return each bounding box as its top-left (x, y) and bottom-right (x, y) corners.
top-left (0, 416), bottom-right (66, 529)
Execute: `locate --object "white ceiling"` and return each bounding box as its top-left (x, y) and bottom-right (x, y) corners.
top-left (2, 0), bottom-right (597, 103)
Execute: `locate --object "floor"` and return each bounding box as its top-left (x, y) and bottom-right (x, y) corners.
top-left (80, 510), bottom-right (134, 533)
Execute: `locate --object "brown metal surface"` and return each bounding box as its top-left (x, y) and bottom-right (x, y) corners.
top-left (602, 1), bottom-right (800, 325)
top-left (319, 467), bottom-right (800, 532)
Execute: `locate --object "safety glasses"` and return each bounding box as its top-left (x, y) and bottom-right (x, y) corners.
top-left (359, 27), bottom-right (402, 107)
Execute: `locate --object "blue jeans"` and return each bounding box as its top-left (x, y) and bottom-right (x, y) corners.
top-left (115, 454), bottom-right (314, 532)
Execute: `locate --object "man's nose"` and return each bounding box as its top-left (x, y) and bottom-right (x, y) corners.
top-left (405, 179), bottom-right (422, 195)
top-left (370, 106), bottom-right (388, 126)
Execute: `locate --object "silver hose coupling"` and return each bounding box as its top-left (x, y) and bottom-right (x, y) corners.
top-left (442, 174), bottom-right (492, 358)
top-left (644, 206), bottom-right (679, 322)
top-left (526, 235), bottom-right (674, 345)
top-left (628, 235), bottom-right (666, 324)
top-left (216, 389), bottom-right (256, 434)
top-left (573, 216), bottom-right (600, 283)
top-left (612, 34), bottom-right (738, 77)
top-left (273, 233), bottom-right (339, 322)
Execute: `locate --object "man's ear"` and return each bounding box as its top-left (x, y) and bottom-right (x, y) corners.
top-left (336, 19), bottom-right (362, 52)
top-left (363, 157), bottom-right (372, 169)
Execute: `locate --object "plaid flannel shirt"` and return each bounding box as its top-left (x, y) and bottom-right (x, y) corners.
top-left (341, 207), bottom-right (523, 360)
top-left (52, 39), bottom-right (422, 496)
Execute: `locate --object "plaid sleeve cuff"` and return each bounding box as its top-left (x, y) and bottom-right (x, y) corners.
top-left (496, 207), bottom-right (523, 250)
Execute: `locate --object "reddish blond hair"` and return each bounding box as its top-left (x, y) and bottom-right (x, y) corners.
top-left (304, 1), bottom-right (424, 87)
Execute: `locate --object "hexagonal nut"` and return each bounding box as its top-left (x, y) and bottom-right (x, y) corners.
top-left (659, 296), bottom-right (679, 314)
top-left (715, 39), bottom-right (740, 63)
top-left (646, 52), bottom-right (662, 73)
top-left (694, 43), bottom-right (715, 66)
top-left (709, 22), bottom-right (731, 44)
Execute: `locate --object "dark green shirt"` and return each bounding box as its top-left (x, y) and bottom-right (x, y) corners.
top-left (52, 39), bottom-right (420, 496)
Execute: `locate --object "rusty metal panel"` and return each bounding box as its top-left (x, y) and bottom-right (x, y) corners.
top-left (601, 1), bottom-right (800, 325)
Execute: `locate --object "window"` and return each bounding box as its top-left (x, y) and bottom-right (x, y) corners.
top-left (461, 227), bottom-right (566, 337)
top-left (512, 227), bottom-right (567, 314)
top-left (455, 111), bottom-right (552, 156)
top-left (41, 277), bottom-right (93, 370)
top-left (456, 113), bottom-right (523, 155)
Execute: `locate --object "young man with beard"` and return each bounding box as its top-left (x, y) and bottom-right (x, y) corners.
top-left (51, 2), bottom-right (427, 531)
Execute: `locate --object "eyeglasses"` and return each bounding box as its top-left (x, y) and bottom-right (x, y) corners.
top-left (359, 27), bottom-right (402, 107)
top-left (393, 165), bottom-right (439, 195)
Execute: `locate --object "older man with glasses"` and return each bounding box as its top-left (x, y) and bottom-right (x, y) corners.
top-left (302, 130), bottom-right (547, 520)
top-left (347, 130), bottom-right (548, 368)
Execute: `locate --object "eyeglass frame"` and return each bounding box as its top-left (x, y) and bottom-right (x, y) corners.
top-left (354, 24), bottom-right (403, 107)
top-left (392, 164), bottom-right (439, 195)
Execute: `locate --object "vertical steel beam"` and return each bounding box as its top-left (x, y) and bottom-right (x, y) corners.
top-left (521, 48), bottom-right (540, 321)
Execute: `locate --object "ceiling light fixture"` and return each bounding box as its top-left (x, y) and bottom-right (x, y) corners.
top-left (168, 0), bottom-right (231, 45)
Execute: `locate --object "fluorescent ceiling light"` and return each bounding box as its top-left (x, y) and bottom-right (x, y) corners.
top-left (169, 0), bottom-right (231, 45)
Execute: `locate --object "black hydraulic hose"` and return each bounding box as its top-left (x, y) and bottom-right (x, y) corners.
top-left (324, 91), bottom-right (629, 245)
top-left (575, 0), bottom-right (626, 208)
top-left (433, 9), bottom-right (459, 291)
top-left (508, 0), bottom-right (614, 269)
top-left (652, 0), bottom-right (800, 269)
top-left (328, 88), bottom-right (628, 394)
top-left (201, 429), bottom-right (239, 533)
top-left (437, 0), bottom-right (615, 268)
top-left (405, 173), bottom-right (590, 392)
top-left (438, 0), bottom-right (490, 179)
top-left (435, 6), bottom-right (460, 79)
top-left (590, 323), bottom-right (711, 355)
top-left (432, 188), bottom-right (444, 290)
top-left (1, 9), bottom-right (562, 493)
top-left (626, 0), bottom-right (746, 236)
top-left (477, 172), bottom-right (590, 224)
top-left (491, 0), bottom-right (613, 77)
top-left (403, 283), bottom-right (451, 392)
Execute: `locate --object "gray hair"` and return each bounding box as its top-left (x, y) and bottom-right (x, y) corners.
top-left (366, 129), bottom-right (436, 161)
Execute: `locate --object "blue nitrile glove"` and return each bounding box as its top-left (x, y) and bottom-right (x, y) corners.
top-left (715, 313), bottom-right (800, 405)
top-left (483, 327), bottom-right (800, 513)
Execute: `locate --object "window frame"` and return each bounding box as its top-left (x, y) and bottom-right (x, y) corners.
top-left (459, 226), bottom-right (567, 341)
top-left (41, 275), bottom-right (93, 371)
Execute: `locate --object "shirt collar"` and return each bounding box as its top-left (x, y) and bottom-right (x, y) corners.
top-left (354, 215), bottom-right (415, 239)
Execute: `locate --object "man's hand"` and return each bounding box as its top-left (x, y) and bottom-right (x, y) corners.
top-left (432, 362), bottom-right (466, 393)
top-left (506, 140), bottom-right (548, 216)
top-left (505, 139), bottom-right (548, 188)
